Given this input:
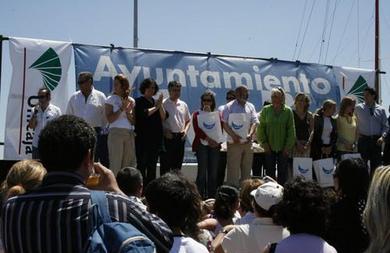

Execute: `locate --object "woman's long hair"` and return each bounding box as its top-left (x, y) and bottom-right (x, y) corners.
top-left (364, 166), bottom-right (390, 253)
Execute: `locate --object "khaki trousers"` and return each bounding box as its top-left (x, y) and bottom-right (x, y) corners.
top-left (226, 142), bottom-right (253, 187)
top-left (108, 128), bottom-right (136, 175)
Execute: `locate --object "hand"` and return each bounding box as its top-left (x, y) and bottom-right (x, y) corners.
top-left (207, 138), bottom-right (219, 148)
top-left (203, 105), bottom-right (211, 112)
top-left (296, 142), bottom-right (305, 153)
top-left (181, 130), bottom-right (187, 140)
top-left (263, 143), bottom-right (271, 154)
top-left (232, 134), bottom-right (241, 143)
top-left (164, 130), bottom-right (173, 140)
top-left (222, 224), bottom-right (235, 233)
top-left (344, 143), bottom-right (353, 151)
top-left (88, 163), bottom-right (123, 194)
top-left (156, 93), bottom-right (163, 108)
top-left (377, 137), bottom-right (384, 146)
top-left (282, 148), bottom-right (289, 157)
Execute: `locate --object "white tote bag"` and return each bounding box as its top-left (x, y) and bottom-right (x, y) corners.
top-left (227, 113), bottom-right (249, 143)
top-left (340, 153), bottom-right (362, 161)
top-left (197, 111), bottom-right (225, 144)
top-left (293, 157), bottom-right (313, 181)
top-left (313, 158), bottom-right (335, 187)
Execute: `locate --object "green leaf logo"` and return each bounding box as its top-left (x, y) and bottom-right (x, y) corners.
top-left (29, 48), bottom-right (62, 91)
top-left (347, 75), bottom-right (368, 102)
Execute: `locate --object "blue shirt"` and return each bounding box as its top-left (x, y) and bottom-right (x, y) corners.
top-left (222, 100), bottom-right (259, 125)
top-left (355, 102), bottom-right (388, 138)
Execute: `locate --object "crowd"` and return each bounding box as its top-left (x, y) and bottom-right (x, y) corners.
top-left (0, 73), bottom-right (390, 253)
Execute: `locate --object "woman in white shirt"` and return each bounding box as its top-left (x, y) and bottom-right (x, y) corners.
top-left (105, 74), bottom-right (136, 175)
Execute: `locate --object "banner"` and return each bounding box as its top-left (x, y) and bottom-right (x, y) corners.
top-left (4, 37), bottom-right (72, 160)
top-left (73, 45), bottom-right (375, 114)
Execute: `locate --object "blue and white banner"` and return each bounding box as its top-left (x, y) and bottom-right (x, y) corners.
top-left (74, 45), bottom-right (374, 112)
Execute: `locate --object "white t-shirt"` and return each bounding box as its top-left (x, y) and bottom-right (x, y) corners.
top-left (275, 233), bottom-right (337, 253)
top-left (321, 117), bottom-right (333, 145)
top-left (66, 88), bottom-right (107, 127)
top-left (163, 98), bottom-right (190, 133)
top-left (105, 95), bottom-right (135, 130)
top-left (235, 211), bottom-right (256, 225)
top-left (222, 217), bottom-right (289, 253)
top-left (169, 236), bottom-right (208, 253)
top-left (32, 103), bottom-right (62, 147)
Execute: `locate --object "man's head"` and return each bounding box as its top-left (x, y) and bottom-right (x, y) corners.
top-left (235, 86), bottom-right (249, 105)
top-left (38, 115), bottom-right (96, 176)
top-left (116, 167), bottom-right (143, 197)
top-left (167, 81), bottom-right (182, 101)
top-left (37, 87), bottom-right (51, 108)
top-left (251, 181), bottom-right (283, 217)
top-left (78, 72), bottom-right (93, 96)
top-left (364, 87), bottom-right (377, 105)
top-left (225, 89), bottom-right (236, 102)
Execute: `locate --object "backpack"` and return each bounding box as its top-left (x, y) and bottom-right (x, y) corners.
top-left (85, 191), bottom-right (156, 253)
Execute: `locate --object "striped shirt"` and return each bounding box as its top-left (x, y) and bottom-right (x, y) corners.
top-left (1, 172), bottom-right (173, 253)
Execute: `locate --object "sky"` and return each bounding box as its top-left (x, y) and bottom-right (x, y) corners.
top-left (1, 0), bottom-right (390, 157)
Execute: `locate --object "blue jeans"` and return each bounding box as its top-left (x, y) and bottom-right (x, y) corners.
top-left (196, 143), bottom-right (220, 199)
top-left (264, 151), bottom-right (289, 185)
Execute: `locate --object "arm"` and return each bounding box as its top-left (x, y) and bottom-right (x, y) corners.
top-left (28, 111), bottom-right (38, 129)
top-left (257, 109), bottom-right (270, 152)
top-left (223, 122), bottom-right (241, 143)
top-left (105, 103), bottom-right (122, 123)
top-left (284, 109), bottom-right (296, 152)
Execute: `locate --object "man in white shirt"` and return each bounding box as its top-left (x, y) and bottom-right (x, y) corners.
top-left (28, 87), bottom-right (61, 159)
top-left (160, 81), bottom-right (191, 175)
top-left (220, 181), bottom-right (289, 253)
top-left (222, 86), bottom-right (259, 187)
top-left (66, 72), bottom-right (108, 166)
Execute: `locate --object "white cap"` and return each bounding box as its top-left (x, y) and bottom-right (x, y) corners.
top-left (250, 182), bottom-right (284, 211)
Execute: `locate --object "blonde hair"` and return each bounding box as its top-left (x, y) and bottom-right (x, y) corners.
top-left (363, 166), bottom-right (390, 253)
top-left (316, 99), bottom-right (336, 115)
top-left (1, 160), bottom-right (46, 200)
top-left (339, 96), bottom-right (355, 116)
top-left (294, 92), bottom-right (311, 112)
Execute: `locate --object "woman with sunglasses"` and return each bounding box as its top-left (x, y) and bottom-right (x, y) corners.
top-left (192, 90), bottom-right (223, 198)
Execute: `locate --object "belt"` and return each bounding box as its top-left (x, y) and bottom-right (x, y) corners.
top-left (360, 134), bottom-right (381, 139)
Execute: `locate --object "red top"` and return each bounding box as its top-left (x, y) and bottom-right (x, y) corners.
top-left (192, 111), bottom-right (223, 152)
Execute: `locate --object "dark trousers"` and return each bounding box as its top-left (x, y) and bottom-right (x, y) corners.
top-left (135, 136), bottom-right (159, 186)
top-left (94, 127), bottom-right (109, 168)
top-left (217, 151), bottom-right (227, 187)
top-left (358, 135), bottom-right (382, 176)
top-left (252, 153), bottom-right (265, 177)
top-left (264, 151), bottom-right (289, 185)
top-left (196, 144), bottom-right (220, 199)
top-left (384, 141), bottom-right (390, 166)
top-left (160, 134), bottom-right (186, 175)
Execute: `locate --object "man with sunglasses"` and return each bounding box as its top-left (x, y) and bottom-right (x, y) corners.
top-left (28, 87), bottom-right (61, 159)
top-left (66, 72), bottom-right (108, 166)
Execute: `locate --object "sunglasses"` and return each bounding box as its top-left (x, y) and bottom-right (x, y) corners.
top-left (226, 96), bottom-right (235, 100)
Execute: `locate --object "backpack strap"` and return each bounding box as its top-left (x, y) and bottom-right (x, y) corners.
top-left (90, 190), bottom-right (112, 224)
top-left (269, 242), bottom-right (277, 253)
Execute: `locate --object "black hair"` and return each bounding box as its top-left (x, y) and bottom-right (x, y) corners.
top-left (78, 72), bottom-right (93, 84)
top-left (116, 167), bottom-right (143, 196)
top-left (276, 177), bottom-right (329, 237)
top-left (38, 115), bottom-right (96, 172)
top-left (167, 80), bottom-right (182, 90)
top-left (364, 87), bottom-right (377, 100)
top-left (38, 87), bottom-right (51, 97)
top-left (226, 89), bottom-right (236, 100)
top-left (144, 173), bottom-right (202, 239)
top-left (139, 78), bottom-right (159, 95)
top-left (214, 185), bottom-right (239, 220)
top-left (334, 158), bottom-right (369, 200)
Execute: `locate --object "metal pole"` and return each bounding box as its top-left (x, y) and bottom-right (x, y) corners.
top-left (0, 35), bottom-right (10, 99)
top-left (133, 0), bottom-right (138, 48)
top-left (374, 0), bottom-right (380, 99)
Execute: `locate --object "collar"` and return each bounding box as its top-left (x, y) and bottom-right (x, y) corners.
top-left (252, 217), bottom-right (274, 225)
top-left (41, 171), bottom-right (85, 186)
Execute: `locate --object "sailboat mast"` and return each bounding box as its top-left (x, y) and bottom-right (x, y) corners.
top-left (375, 0), bottom-right (380, 99)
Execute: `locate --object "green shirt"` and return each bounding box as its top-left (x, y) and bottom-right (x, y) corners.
top-left (257, 104), bottom-right (296, 152)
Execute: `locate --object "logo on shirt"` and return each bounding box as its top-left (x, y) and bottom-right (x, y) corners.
top-left (231, 122), bottom-right (243, 130)
top-left (29, 48), bottom-right (62, 91)
top-left (298, 165), bottom-right (309, 174)
top-left (322, 166), bottom-right (333, 175)
top-left (203, 122), bottom-right (216, 130)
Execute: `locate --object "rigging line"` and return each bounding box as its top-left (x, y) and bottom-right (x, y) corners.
top-left (332, 0), bottom-right (357, 64)
top-left (292, 0), bottom-right (309, 60)
top-left (308, 38), bottom-right (323, 62)
top-left (357, 0), bottom-right (360, 67)
top-left (319, 0), bottom-right (331, 63)
top-left (296, 0), bottom-right (317, 60)
top-left (358, 11), bottom-right (375, 63)
top-left (324, 0), bottom-right (339, 64)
